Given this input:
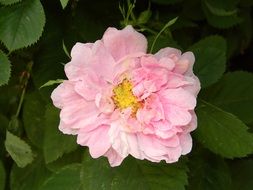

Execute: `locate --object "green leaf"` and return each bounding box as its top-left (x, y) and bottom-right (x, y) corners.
top-left (0, 0), bottom-right (21, 5)
top-left (230, 159), bottom-right (253, 190)
top-left (7, 116), bottom-right (23, 136)
top-left (202, 0), bottom-right (242, 29)
top-left (147, 35), bottom-right (181, 53)
top-left (201, 71), bottom-right (253, 124)
top-left (0, 50), bottom-right (11, 86)
top-left (5, 131), bottom-right (34, 167)
top-left (10, 156), bottom-right (52, 190)
top-left (23, 92), bottom-right (46, 148)
top-left (188, 149), bottom-right (232, 190)
top-left (43, 105), bottom-right (77, 164)
top-left (0, 114), bottom-right (8, 158)
top-left (46, 149), bottom-right (82, 172)
top-left (60, 0), bottom-right (69, 9)
top-left (62, 40), bottom-right (70, 58)
top-left (40, 164), bottom-right (82, 190)
top-left (204, 0), bottom-right (237, 16)
top-left (0, 160), bottom-right (5, 190)
top-left (189, 35), bottom-right (226, 88)
top-left (150, 17), bottom-right (178, 53)
top-left (0, 0), bottom-right (46, 51)
top-left (137, 10), bottom-right (152, 25)
top-left (40, 79), bottom-right (64, 89)
top-left (195, 101), bottom-right (253, 158)
top-left (32, 9), bottom-right (67, 98)
top-left (81, 152), bottom-right (188, 190)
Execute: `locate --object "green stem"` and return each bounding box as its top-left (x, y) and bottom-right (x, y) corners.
top-left (150, 17), bottom-right (178, 54)
top-left (15, 61), bottom-right (33, 118)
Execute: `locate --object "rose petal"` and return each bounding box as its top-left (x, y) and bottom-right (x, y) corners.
top-left (102, 25), bottom-right (147, 61)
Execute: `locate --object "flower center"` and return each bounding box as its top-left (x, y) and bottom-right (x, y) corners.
top-left (112, 79), bottom-right (142, 114)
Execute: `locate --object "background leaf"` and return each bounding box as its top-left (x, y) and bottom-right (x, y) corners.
top-left (32, 6), bottom-right (67, 98)
top-left (5, 131), bottom-right (34, 168)
top-left (0, 0), bottom-right (21, 5)
top-left (0, 50), bottom-right (11, 86)
top-left (10, 157), bottom-right (52, 190)
top-left (0, 0), bottom-right (46, 51)
top-left (23, 92), bottom-right (46, 148)
top-left (40, 79), bottom-right (64, 89)
top-left (43, 105), bottom-right (77, 164)
top-left (0, 160), bottom-right (5, 190)
top-left (189, 35), bottom-right (226, 88)
top-left (81, 152), bottom-right (188, 190)
top-left (0, 114), bottom-right (8, 158)
top-left (45, 149), bottom-right (82, 172)
top-left (202, 0), bottom-right (242, 28)
top-left (187, 149), bottom-right (232, 190)
top-left (201, 71), bottom-right (253, 124)
top-left (40, 164), bottom-right (82, 190)
top-left (195, 101), bottom-right (253, 158)
top-left (59, 0), bottom-right (69, 9)
top-left (230, 159), bottom-right (253, 190)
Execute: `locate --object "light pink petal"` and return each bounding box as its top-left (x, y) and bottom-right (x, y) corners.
top-left (108, 120), bottom-right (128, 158)
top-left (173, 52), bottom-right (194, 74)
top-left (164, 146), bottom-right (182, 163)
top-left (104, 148), bottom-right (124, 167)
top-left (74, 71), bottom-right (108, 101)
top-left (111, 57), bottom-right (139, 85)
top-left (137, 134), bottom-right (169, 157)
top-left (179, 133), bottom-right (192, 155)
top-left (137, 133), bottom-right (182, 163)
top-left (95, 93), bottom-right (115, 114)
top-left (59, 120), bottom-right (78, 135)
top-left (159, 88), bottom-right (197, 110)
top-left (158, 57), bottom-right (175, 70)
top-left (181, 52), bottom-right (195, 76)
top-left (89, 40), bottom-right (117, 82)
top-left (51, 81), bottom-right (81, 109)
top-left (163, 104), bottom-right (192, 126)
top-left (165, 72), bottom-right (190, 89)
top-left (60, 101), bottom-right (100, 129)
top-left (159, 135), bottom-right (180, 147)
top-left (152, 120), bottom-right (172, 131)
top-left (140, 56), bottom-right (159, 68)
top-left (123, 133), bottom-right (144, 160)
top-left (70, 42), bottom-right (93, 62)
top-left (183, 112), bottom-right (198, 133)
top-left (132, 82), bottom-right (145, 97)
top-left (154, 128), bottom-right (178, 139)
top-left (136, 108), bottom-right (155, 125)
top-left (65, 43), bottom-right (93, 81)
top-left (102, 25), bottom-right (147, 61)
top-left (74, 80), bottom-right (98, 101)
top-left (154, 47), bottom-right (181, 62)
top-left (183, 75), bottom-right (201, 96)
top-left (77, 125), bottom-right (111, 158)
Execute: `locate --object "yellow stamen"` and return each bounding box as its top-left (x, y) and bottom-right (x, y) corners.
top-left (112, 79), bottom-right (142, 115)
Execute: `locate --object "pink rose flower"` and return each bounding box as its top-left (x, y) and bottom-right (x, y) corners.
top-left (51, 25), bottom-right (200, 166)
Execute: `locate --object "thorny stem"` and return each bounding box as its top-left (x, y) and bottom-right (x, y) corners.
top-left (14, 61), bottom-right (33, 118)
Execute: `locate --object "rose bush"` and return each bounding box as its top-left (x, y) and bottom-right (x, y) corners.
top-left (1, 0), bottom-right (253, 189)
